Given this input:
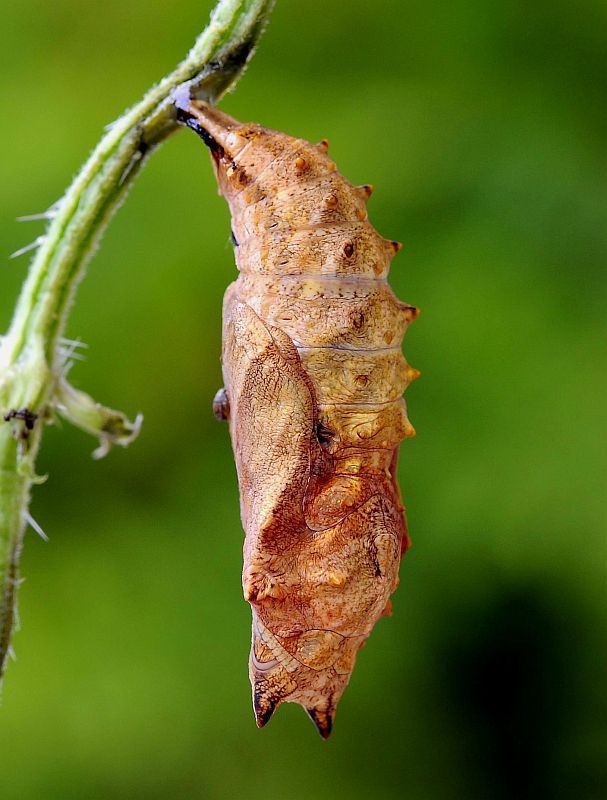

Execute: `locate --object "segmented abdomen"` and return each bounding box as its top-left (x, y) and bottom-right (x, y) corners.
top-left (224, 132), bottom-right (418, 471)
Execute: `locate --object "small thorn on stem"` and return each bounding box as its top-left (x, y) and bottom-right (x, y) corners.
top-left (24, 511), bottom-right (49, 542)
top-left (58, 337), bottom-right (89, 368)
top-left (10, 237), bottom-right (45, 260)
top-left (16, 210), bottom-right (56, 223)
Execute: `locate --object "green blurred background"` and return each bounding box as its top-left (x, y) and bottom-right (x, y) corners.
top-left (1, 1), bottom-right (605, 797)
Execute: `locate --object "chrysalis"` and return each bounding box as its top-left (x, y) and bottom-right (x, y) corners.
top-left (180, 102), bottom-right (419, 738)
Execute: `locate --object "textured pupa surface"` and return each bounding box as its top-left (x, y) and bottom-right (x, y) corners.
top-left (181, 102), bottom-right (419, 738)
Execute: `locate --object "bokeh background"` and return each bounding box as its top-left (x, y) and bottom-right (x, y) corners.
top-left (1, 1), bottom-right (605, 797)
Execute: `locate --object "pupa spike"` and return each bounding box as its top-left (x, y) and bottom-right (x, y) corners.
top-left (385, 238), bottom-right (403, 254)
top-left (381, 598), bottom-right (393, 617)
top-left (355, 183), bottom-right (374, 199)
top-left (305, 704), bottom-right (335, 740)
top-left (403, 305), bottom-right (420, 323)
top-left (317, 138), bottom-right (329, 152)
top-left (253, 686), bottom-right (281, 728)
top-left (403, 420), bottom-right (416, 438)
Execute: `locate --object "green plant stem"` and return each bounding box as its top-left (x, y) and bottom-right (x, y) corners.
top-left (0, 0), bottom-right (275, 680)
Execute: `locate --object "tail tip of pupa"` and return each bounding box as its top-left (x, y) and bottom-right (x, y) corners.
top-left (253, 690), bottom-right (280, 729)
top-left (305, 704), bottom-right (335, 740)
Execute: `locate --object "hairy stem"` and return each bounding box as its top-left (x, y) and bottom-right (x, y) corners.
top-left (0, 0), bottom-right (275, 681)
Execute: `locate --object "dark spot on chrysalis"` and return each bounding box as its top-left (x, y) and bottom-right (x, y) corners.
top-left (315, 422), bottom-right (334, 448)
top-left (213, 388), bottom-right (230, 421)
top-left (351, 311), bottom-right (365, 330)
top-left (343, 242), bottom-right (355, 258)
top-left (231, 229), bottom-right (239, 247)
top-left (228, 159), bottom-right (249, 185)
top-left (231, 163), bottom-right (249, 186)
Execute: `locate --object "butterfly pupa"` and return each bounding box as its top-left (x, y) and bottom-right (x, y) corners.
top-left (179, 102), bottom-right (419, 738)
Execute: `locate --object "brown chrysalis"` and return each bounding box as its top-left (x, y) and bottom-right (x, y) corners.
top-left (179, 102), bottom-right (419, 738)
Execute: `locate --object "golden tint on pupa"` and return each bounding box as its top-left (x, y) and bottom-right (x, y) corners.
top-left (179, 102), bottom-right (419, 738)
